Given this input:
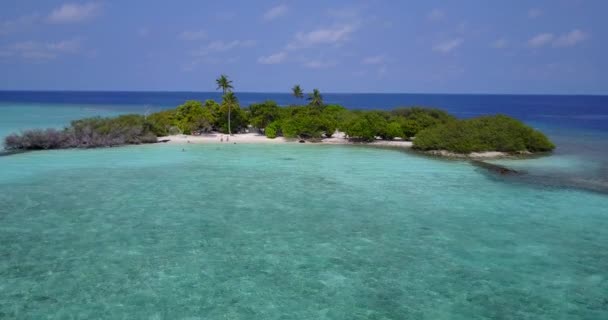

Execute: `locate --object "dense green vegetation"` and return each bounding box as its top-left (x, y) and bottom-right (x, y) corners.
top-left (4, 74), bottom-right (555, 154)
top-left (413, 115), bottom-right (556, 153)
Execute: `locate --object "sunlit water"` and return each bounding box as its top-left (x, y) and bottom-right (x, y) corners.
top-left (1, 144), bottom-right (607, 319)
top-left (1, 95), bottom-right (608, 319)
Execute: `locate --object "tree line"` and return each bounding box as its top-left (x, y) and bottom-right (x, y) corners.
top-left (3, 74), bottom-right (555, 153)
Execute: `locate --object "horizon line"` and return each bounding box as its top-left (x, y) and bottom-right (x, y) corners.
top-left (0, 89), bottom-right (606, 97)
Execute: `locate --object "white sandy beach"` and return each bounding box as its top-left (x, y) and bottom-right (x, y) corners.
top-left (157, 132), bottom-right (512, 158)
top-left (158, 132), bottom-right (415, 148)
top-left (157, 132), bottom-right (517, 159)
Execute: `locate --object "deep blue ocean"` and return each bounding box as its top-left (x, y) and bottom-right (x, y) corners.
top-left (1, 91), bottom-right (607, 132)
top-left (1, 91), bottom-right (607, 319)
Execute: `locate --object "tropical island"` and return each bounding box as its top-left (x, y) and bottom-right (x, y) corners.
top-left (3, 75), bottom-right (555, 158)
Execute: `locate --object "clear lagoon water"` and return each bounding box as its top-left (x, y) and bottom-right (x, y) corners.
top-left (1, 92), bottom-right (607, 319)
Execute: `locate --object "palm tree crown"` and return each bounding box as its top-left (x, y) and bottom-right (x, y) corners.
top-left (308, 88), bottom-right (323, 107)
top-left (292, 85), bottom-right (303, 99)
top-left (222, 91), bottom-right (238, 105)
top-left (216, 74), bottom-right (233, 95)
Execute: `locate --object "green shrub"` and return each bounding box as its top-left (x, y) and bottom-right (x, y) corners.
top-left (344, 114), bottom-right (376, 141)
top-left (147, 110), bottom-right (176, 136)
top-left (249, 100), bottom-right (281, 130)
top-left (392, 107), bottom-right (455, 138)
top-left (174, 100), bottom-right (215, 134)
top-left (265, 121), bottom-right (280, 139)
top-left (384, 122), bottom-right (403, 140)
top-left (413, 115), bottom-right (555, 153)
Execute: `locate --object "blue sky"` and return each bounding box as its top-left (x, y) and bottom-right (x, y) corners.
top-left (0, 0), bottom-right (606, 94)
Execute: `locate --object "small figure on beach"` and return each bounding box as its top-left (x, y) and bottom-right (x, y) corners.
top-left (220, 135), bottom-right (224, 142)
top-left (227, 136), bottom-right (230, 142)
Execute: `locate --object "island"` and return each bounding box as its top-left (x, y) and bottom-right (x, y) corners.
top-left (3, 75), bottom-right (555, 158)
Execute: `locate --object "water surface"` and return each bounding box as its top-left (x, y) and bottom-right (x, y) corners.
top-left (1, 92), bottom-right (607, 319)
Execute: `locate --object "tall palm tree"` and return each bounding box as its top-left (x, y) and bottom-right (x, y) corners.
top-left (222, 91), bottom-right (238, 135)
top-left (216, 74), bottom-right (233, 95)
top-left (292, 84), bottom-right (303, 100)
top-left (216, 74), bottom-right (234, 134)
top-left (308, 88), bottom-right (323, 107)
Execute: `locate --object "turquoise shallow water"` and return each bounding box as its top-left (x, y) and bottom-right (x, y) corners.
top-left (1, 143), bottom-right (607, 319)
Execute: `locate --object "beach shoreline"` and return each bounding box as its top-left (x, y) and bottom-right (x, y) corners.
top-left (158, 132), bottom-right (515, 159)
top-left (158, 132), bottom-right (414, 147)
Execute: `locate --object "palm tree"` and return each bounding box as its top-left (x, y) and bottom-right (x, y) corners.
top-left (292, 84), bottom-right (303, 100)
top-left (216, 74), bottom-right (233, 95)
top-left (216, 74), bottom-right (234, 134)
top-left (308, 88), bottom-right (323, 107)
top-left (222, 91), bottom-right (238, 135)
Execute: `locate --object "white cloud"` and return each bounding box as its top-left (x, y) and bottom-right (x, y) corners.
top-left (47, 39), bottom-right (81, 53)
top-left (263, 4), bottom-right (288, 21)
top-left (427, 9), bottom-right (445, 21)
top-left (208, 40), bottom-right (255, 51)
top-left (553, 29), bottom-right (588, 47)
top-left (432, 38), bottom-right (463, 53)
top-left (491, 38), bottom-right (508, 49)
top-left (528, 8), bottom-right (542, 19)
top-left (191, 40), bottom-right (256, 56)
top-left (4, 39), bottom-right (82, 60)
top-left (303, 60), bottom-right (336, 69)
top-left (258, 51), bottom-right (287, 64)
top-left (528, 33), bottom-right (554, 48)
top-left (361, 55), bottom-right (386, 65)
top-left (0, 14), bottom-right (39, 35)
top-left (287, 24), bottom-right (356, 49)
top-left (178, 30), bottom-right (207, 41)
top-left (48, 2), bottom-right (102, 24)
top-left (528, 30), bottom-right (589, 49)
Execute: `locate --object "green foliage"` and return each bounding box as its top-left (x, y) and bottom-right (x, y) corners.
top-left (392, 107), bottom-right (455, 138)
top-left (5, 82), bottom-right (555, 156)
top-left (384, 122), bottom-right (403, 140)
top-left (217, 94), bottom-right (247, 134)
top-left (343, 111), bottom-right (391, 141)
top-left (308, 89), bottom-right (323, 108)
top-left (281, 112), bottom-right (324, 139)
top-left (292, 85), bottom-right (303, 99)
top-left (413, 115), bottom-right (556, 153)
top-left (272, 104), bottom-right (340, 139)
top-left (215, 74), bottom-right (233, 94)
top-left (174, 100), bottom-right (215, 134)
top-left (146, 110), bottom-right (176, 136)
top-left (339, 107), bottom-right (455, 141)
top-left (218, 92), bottom-right (241, 134)
top-left (265, 121), bottom-right (280, 139)
top-left (249, 100), bottom-right (281, 130)
top-left (323, 104), bottom-right (349, 131)
top-left (343, 114), bottom-right (376, 141)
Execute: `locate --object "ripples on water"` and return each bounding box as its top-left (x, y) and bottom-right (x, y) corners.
top-left (1, 93), bottom-right (607, 318)
top-left (0, 144), bottom-right (607, 319)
